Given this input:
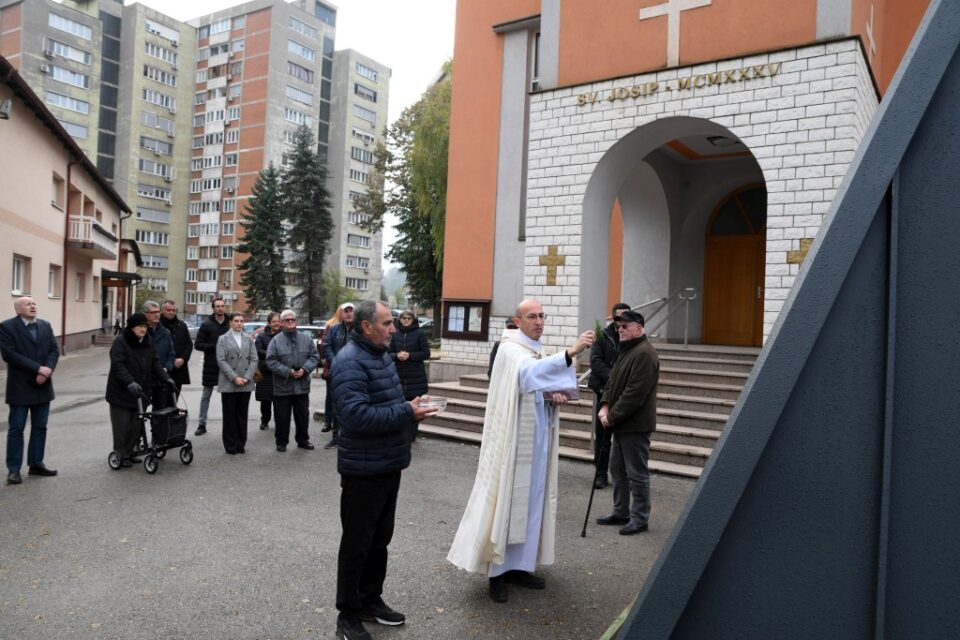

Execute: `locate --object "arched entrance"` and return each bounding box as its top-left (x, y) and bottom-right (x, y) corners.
top-left (702, 185), bottom-right (767, 346)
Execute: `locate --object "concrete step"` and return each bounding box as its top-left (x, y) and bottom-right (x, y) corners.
top-left (651, 342), bottom-right (760, 361)
top-left (417, 423), bottom-right (703, 479)
top-left (657, 392), bottom-right (736, 415)
top-left (659, 366), bottom-right (750, 386)
top-left (657, 407), bottom-right (729, 431)
top-left (658, 354), bottom-right (755, 374)
top-left (657, 379), bottom-right (743, 401)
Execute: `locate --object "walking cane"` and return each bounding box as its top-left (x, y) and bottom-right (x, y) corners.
top-left (581, 406), bottom-right (600, 537)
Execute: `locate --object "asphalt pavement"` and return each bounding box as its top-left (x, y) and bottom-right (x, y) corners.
top-left (0, 342), bottom-right (695, 640)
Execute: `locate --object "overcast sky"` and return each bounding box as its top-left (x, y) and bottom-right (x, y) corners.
top-left (133, 0), bottom-right (457, 271)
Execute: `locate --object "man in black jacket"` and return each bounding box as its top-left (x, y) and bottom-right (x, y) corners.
top-left (193, 297), bottom-right (229, 435)
top-left (587, 302), bottom-right (631, 489)
top-left (330, 300), bottom-right (434, 640)
top-left (160, 299), bottom-right (193, 395)
top-left (0, 297), bottom-right (61, 485)
top-left (597, 309), bottom-right (660, 536)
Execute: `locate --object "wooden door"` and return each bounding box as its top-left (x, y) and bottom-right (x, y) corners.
top-left (702, 186), bottom-right (767, 346)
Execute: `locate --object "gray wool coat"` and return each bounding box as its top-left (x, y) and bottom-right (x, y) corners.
top-left (216, 331), bottom-right (258, 393)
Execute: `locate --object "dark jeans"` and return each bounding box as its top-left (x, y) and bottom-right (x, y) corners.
top-left (324, 378), bottom-right (335, 429)
top-left (274, 394), bottom-right (310, 446)
top-left (260, 399), bottom-right (272, 425)
top-left (221, 391), bottom-right (251, 453)
top-left (6, 403), bottom-right (51, 472)
top-left (336, 471), bottom-right (401, 618)
top-left (593, 396), bottom-right (613, 478)
top-left (610, 430), bottom-right (652, 525)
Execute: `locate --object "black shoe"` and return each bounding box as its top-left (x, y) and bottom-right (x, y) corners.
top-left (195, 425), bottom-right (207, 436)
top-left (336, 616), bottom-right (372, 640)
top-left (504, 570), bottom-right (546, 589)
top-left (225, 450), bottom-right (237, 455)
top-left (259, 422), bottom-right (269, 431)
top-left (360, 599), bottom-right (405, 626)
top-left (297, 442), bottom-right (315, 450)
top-left (596, 514), bottom-right (630, 526)
top-left (128, 455), bottom-right (142, 463)
top-left (323, 438), bottom-right (338, 450)
top-left (321, 424), bottom-right (332, 433)
top-left (489, 575), bottom-right (508, 603)
top-left (6, 471), bottom-right (22, 485)
top-left (28, 464), bottom-right (58, 477)
top-left (237, 448), bottom-right (245, 454)
top-left (593, 475), bottom-right (608, 489)
top-left (276, 445), bottom-right (287, 452)
top-left (619, 521), bottom-right (649, 535)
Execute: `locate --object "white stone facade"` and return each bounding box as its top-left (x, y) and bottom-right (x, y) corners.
top-left (443, 39), bottom-right (878, 362)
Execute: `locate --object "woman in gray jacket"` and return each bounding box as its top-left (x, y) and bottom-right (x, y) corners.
top-left (216, 313), bottom-right (258, 455)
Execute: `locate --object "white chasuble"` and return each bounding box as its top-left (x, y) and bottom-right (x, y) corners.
top-left (447, 330), bottom-right (577, 575)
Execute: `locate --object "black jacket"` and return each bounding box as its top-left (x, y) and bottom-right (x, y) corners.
top-left (388, 318), bottom-right (430, 400)
top-left (194, 314), bottom-right (230, 387)
top-left (588, 321), bottom-right (621, 396)
top-left (159, 314), bottom-right (193, 385)
top-left (105, 328), bottom-right (169, 410)
top-left (331, 333), bottom-right (415, 477)
top-left (601, 334), bottom-right (659, 434)
top-left (254, 329), bottom-right (279, 401)
top-left (0, 317), bottom-right (60, 406)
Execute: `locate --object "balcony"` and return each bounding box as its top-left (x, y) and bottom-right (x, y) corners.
top-left (67, 215), bottom-right (118, 260)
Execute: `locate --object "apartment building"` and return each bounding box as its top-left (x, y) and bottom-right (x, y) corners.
top-left (114, 5), bottom-right (195, 308)
top-left (326, 49), bottom-right (390, 301)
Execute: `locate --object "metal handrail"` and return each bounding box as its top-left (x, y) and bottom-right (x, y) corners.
top-left (577, 287), bottom-right (698, 385)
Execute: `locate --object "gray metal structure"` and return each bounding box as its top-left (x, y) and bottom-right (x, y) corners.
top-left (622, 0), bottom-right (960, 637)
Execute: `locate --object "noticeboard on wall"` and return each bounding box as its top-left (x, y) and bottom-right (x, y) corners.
top-left (441, 300), bottom-right (490, 341)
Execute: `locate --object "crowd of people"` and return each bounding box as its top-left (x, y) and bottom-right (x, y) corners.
top-left (0, 294), bottom-right (658, 640)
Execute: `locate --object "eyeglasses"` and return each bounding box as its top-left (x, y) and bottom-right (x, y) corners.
top-left (400, 316), bottom-right (413, 321)
top-left (282, 318), bottom-right (297, 322)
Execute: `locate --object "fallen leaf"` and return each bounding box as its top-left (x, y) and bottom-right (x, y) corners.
top-left (435, 607), bottom-right (445, 614)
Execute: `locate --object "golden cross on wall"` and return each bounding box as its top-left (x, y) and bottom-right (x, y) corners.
top-left (865, 4), bottom-right (877, 59)
top-left (539, 245), bottom-right (566, 286)
top-left (639, 0), bottom-right (712, 67)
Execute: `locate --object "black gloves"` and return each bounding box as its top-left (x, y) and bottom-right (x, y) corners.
top-left (127, 382), bottom-right (143, 396)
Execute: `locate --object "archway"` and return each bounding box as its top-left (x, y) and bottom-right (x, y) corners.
top-left (579, 117), bottom-right (766, 344)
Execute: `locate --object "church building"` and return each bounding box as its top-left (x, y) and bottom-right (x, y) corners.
top-left (440, 0), bottom-right (929, 360)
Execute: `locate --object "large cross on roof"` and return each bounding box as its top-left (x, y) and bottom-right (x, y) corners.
top-left (639, 0), bottom-right (713, 67)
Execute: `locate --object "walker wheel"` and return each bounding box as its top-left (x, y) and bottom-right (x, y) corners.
top-left (144, 454), bottom-right (159, 474)
top-left (156, 449), bottom-right (166, 459)
top-left (179, 446), bottom-right (193, 465)
top-left (108, 451), bottom-right (122, 470)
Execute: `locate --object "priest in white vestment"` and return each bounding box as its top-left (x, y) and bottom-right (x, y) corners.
top-left (448, 299), bottom-right (595, 603)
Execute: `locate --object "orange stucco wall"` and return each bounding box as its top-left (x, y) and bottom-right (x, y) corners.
top-left (0, 2), bottom-right (22, 63)
top-left (848, 0), bottom-right (930, 94)
top-left (558, 0), bottom-right (817, 87)
top-left (442, 0), bottom-right (539, 301)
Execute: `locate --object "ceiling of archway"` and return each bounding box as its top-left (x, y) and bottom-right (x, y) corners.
top-left (666, 136), bottom-right (752, 162)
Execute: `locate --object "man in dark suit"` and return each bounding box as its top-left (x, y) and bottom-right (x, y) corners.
top-left (159, 299), bottom-right (193, 395)
top-left (0, 297), bottom-right (60, 485)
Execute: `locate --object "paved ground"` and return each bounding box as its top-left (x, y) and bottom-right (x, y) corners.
top-left (0, 343), bottom-right (695, 640)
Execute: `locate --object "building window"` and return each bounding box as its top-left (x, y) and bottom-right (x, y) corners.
top-left (186, 247), bottom-right (198, 260)
top-left (354, 83), bottom-right (377, 102)
top-left (144, 277), bottom-right (166, 291)
top-left (11, 255), bottom-right (30, 294)
top-left (345, 277), bottom-right (368, 291)
top-left (198, 269), bottom-right (217, 282)
top-left (52, 173), bottom-right (65, 208)
top-left (137, 184), bottom-right (171, 202)
top-left (136, 207), bottom-right (170, 224)
top-left (222, 199), bottom-right (236, 213)
top-left (283, 107), bottom-right (311, 126)
top-left (190, 178), bottom-right (222, 193)
top-left (144, 19), bottom-right (179, 44)
top-left (143, 65), bottom-right (176, 87)
top-left (50, 65), bottom-right (90, 89)
top-left (196, 69), bottom-right (208, 83)
top-left (48, 13), bottom-right (92, 41)
top-left (74, 272), bottom-right (86, 301)
top-left (144, 41), bottom-right (177, 65)
top-left (92, 275), bottom-right (100, 301)
top-left (141, 136), bottom-right (172, 156)
top-left (351, 147), bottom-right (374, 164)
top-left (288, 40), bottom-right (316, 61)
top-left (285, 84), bottom-right (313, 105)
top-left (189, 201), bottom-right (221, 215)
top-left (141, 110), bottom-right (175, 135)
top-left (232, 16), bottom-right (246, 30)
top-left (225, 153), bottom-right (237, 167)
top-left (352, 127), bottom-right (375, 145)
top-left (143, 88), bottom-right (175, 111)
top-left (289, 16), bottom-right (317, 38)
top-left (347, 211), bottom-right (371, 225)
top-left (287, 61), bottom-right (314, 84)
top-left (314, 3), bottom-right (337, 26)
top-left (46, 91), bottom-right (90, 114)
top-left (48, 39), bottom-right (91, 65)
top-left (352, 104), bottom-right (377, 124)
top-left (222, 222), bottom-right (235, 236)
top-left (220, 269), bottom-right (233, 287)
top-left (222, 246), bottom-right (235, 259)
top-left (349, 169), bottom-right (368, 184)
top-left (58, 119), bottom-right (88, 139)
top-left (134, 230), bottom-right (170, 246)
top-left (48, 264), bottom-right (62, 298)
top-left (226, 129), bottom-right (239, 144)
top-left (138, 158), bottom-right (173, 179)
top-left (209, 18), bottom-right (231, 36)
top-left (355, 63), bottom-right (378, 82)
top-left (346, 233), bottom-right (370, 248)
top-left (141, 255), bottom-right (169, 269)
top-left (345, 255), bottom-right (370, 269)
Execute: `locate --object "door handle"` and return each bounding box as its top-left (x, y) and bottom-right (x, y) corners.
top-left (757, 286), bottom-right (763, 300)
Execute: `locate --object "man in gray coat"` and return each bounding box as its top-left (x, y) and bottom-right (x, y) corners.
top-left (597, 309), bottom-right (660, 536)
top-left (266, 309), bottom-right (320, 452)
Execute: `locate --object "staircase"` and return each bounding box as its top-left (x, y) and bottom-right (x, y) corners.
top-left (93, 333), bottom-right (116, 346)
top-left (420, 342), bottom-right (760, 479)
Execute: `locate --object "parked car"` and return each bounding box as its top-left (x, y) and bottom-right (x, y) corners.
top-left (185, 321), bottom-right (199, 339)
top-left (243, 321), bottom-right (267, 338)
top-left (419, 318), bottom-right (434, 330)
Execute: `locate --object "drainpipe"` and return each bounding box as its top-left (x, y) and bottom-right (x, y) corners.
top-left (60, 158), bottom-right (79, 354)
top-left (118, 208), bottom-right (132, 324)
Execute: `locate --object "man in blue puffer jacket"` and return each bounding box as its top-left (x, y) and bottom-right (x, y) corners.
top-left (330, 300), bottom-right (434, 640)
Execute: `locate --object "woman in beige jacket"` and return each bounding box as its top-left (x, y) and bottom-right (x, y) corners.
top-left (216, 313), bottom-right (258, 454)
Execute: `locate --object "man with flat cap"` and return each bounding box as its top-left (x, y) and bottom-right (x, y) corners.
top-left (596, 308), bottom-right (660, 535)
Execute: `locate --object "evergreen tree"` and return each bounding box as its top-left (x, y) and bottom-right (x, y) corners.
top-left (238, 163), bottom-right (287, 314)
top-left (284, 125), bottom-right (334, 321)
